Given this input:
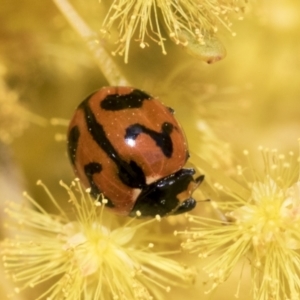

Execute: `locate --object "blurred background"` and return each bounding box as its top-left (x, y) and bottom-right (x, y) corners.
top-left (0, 0), bottom-right (300, 299)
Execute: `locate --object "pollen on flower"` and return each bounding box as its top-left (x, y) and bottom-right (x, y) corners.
top-left (1, 180), bottom-right (196, 300)
top-left (177, 147), bottom-right (300, 300)
top-left (100, 0), bottom-right (248, 62)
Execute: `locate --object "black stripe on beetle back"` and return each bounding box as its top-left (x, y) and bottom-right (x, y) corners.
top-left (80, 101), bottom-right (146, 188)
top-left (67, 126), bottom-right (80, 165)
top-left (68, 91), bottom-right (97, 165)
top-left (101, 89), bottom-right (152, 111)
top-left (84, 162), bottom-right (114, 207)
top-left (125, 122), bottom-right (174, 158)
top-left (78, 91), bottom-right (97, 110)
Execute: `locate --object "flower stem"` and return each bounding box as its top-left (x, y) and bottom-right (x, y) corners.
top-left (52, 0), bottom-right (129, 86)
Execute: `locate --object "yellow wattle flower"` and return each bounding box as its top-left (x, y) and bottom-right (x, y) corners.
top-left (177, 147), bottom-right (300, 300)
top-left (2, 179), bottom-right (196, 300)
top-left (100, 0), bottom-right (247, 62)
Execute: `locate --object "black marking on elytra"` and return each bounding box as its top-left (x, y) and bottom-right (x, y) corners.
top-left (78, 91), bottom-right (97, 110)
top-left (118, 160), bottom-right (146, 188)
top-left (125, 122), bottom-right (174, 158)
top-left (129, 168), bottom-right (199, 217)
top-left (101, 89), bottom-right (152, 111)
top-left (84, 162), bottom-right (114, 207)
top-left (67, 126), bottom-right (80, 165)
top-left (80, 101), bottom-right (146, 188)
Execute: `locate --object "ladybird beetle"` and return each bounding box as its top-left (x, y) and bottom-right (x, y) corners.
top-left (67, 86), bottom-right (204, 217)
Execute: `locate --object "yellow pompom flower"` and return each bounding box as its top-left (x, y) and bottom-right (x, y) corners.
top-left (1, 179), bottom-right (195, 300)
top-left (177, 147), bottom-right (300, 300)
top-left (100, 0), bottom-right (247, 62)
